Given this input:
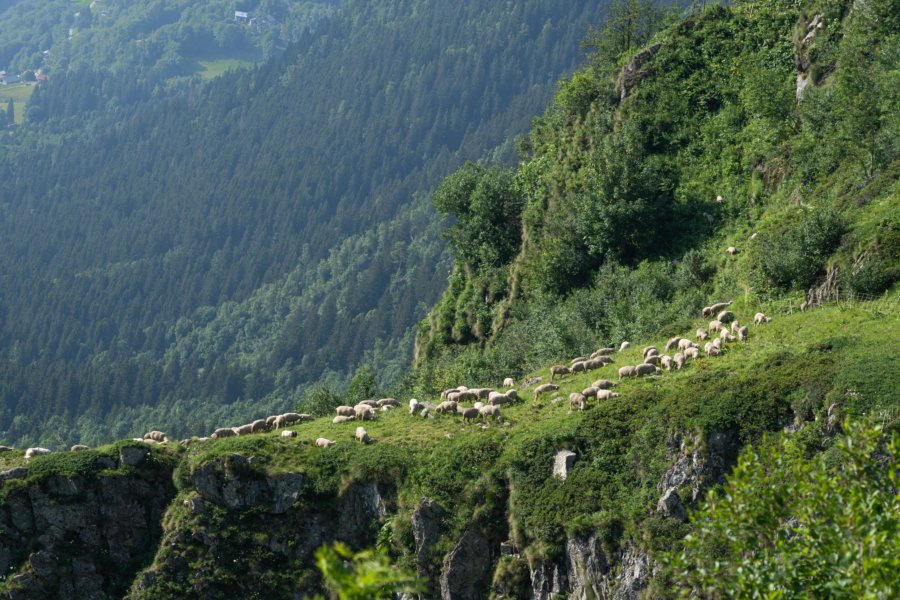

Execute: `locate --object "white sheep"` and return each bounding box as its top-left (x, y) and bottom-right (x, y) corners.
top-left (25, 448), bottom-right (51, 459)
top-left (503, 377), bottom-right (515, 387)
top-left (333, 415), bottom-right (355, 424)
top-left (358, 399), bottom-right (379, 407)
top-left (737, 325), bottom-right (749, 341)
top-left (582, 387), bottom-right (598, 398)
top-left (354, 404), bottom-right (376, 421)
top-left (716, 310), bottom-right (735, 323)
top-left (696, 328), bottom-right (709, 341)
top-left (596, 389), bottom-right (620, 400)
top-left (569, 393), bottom-right (586, 411)
top-left (642, 346), bottom-right (658, 357)
top-left (634, 363), bottom-right (659, 376)
top-left (409, 399), bottom-right (425, 415)
top-left (618, 366), bottom-right (636, 379)
top-left (251, 419), bottom-right (268, 433)
top-left (281, 430), bottom-right (297, 438)
top-left (461, 407), bottom-right (480, 423)
top-left (709, 319), bottom-right (723, 333)
top-left (316, 438), bottom-right (335, 448)
top-left (660, 355), bottom-right (673, 371)
top-left (550, 365), bottom-right (570, 381)
top-left (704, 301), bottom-right (733, 317)
top-left (534, 383), bottom-right (560, 398)
top-left (678, 338), bottom-right (696, 351)
top-left (643, 355), bottom-right (661, 366)
top-left (505, 389), bottom-right (519, 401)
top-left (489, 392), bottom-right (509, 406)
top-left (435, 400), bottom-right (458, 414)
top-left (70, 444), bottom-right (89, 452)
top-left (266, 416), bottom-right (278, 428)
top-left (674, 353), bottom-right (685, 370)
top-left (233, 424), bottom-right (254, 436)
top-left (570, 361), bottom-right (587, 374)
top-left (592, 347), bottom-right (615, 357)
top-left (619, 341), bottom-right (631, 351)
top-left (144, 431), bottom-right (167, 443)
top-left (684, 347), bottom-right (700, 359)
top-left (665, 337), bottom-right (682, 351)
top-left (212, 427), bottom-right (236, 439)
top-left (592, 379), bottom-right (618, 390)
top-left (355, 426), bottom-right (373, 444)
top-left (336, 406), bottom-right (355, 417)
top-left (753, 312), bottom-right (771, 325)
top-left (726, 246), bottom-right (738, 255)
top-left (479, 405), bottom-right (502, 420)
top-left (377, 398), bottom-right (399, 407)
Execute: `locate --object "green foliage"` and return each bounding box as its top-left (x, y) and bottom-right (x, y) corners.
top-left (314, 542), bottom-right (422, 600)
top-left (668, 420), bottom-right (900, 598)
top-left (297, 383), bottom-right (344, 417)
top-left (755, 208), bottom-right (846, 290)
top-left (345, 365), bottom-right (381, 406)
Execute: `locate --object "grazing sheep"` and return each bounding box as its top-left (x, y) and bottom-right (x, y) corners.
top-left (380, 405), bottom-right (395, 412)
top-left (634, 363), bottom-right (658, 376)
top-left (377, 398), bottom-right (399, 407)
top-left (583, 358), bottom-right (602, 370)
top-left (701, 305), bottom-right (713, 317)
top-left (212, 427), bottom-right (236, 439)
top-left (665, 337), bottom-right (683, 351)
top-left (336, 406), bottom-right (355, 417)
top-left (420, 407), bottom-right (431, 419)
top-left (475, 388), bottom-right (493, 399)
top-left (750, 232), bottom-right (758, 239)
top-left (619, 341), bottom-right (631, 351)
top-left (273, 415), bottom-right (287, 429)
top-left (505, 389), bottom-right (518, 401)
top-left (474, 402), bottom-right (484, 410)
top-left (550, 365), bottom-right (571, 381)
top-left (251, 419), bottom-right (268, 433)
top-left (709, 320), bottom-right (723, 333)
top-left (618, 366), bottom-right (636, 379)
top-left (266, 416), bottom-right (278, 428)
top-left (596, 389), bottom-right (621, 400)
top-left (281, 430), bottom-right (297, 438)
top-left (716, 195), bottom-right (724, 203)
top-left (696, 328), bottom-right (709, 341)
top-left (737, 326), bottom-right (749, 341)
top-left (144, 431), bottom-right (167, 443)
top-left (642, 346), bottom-right (658, 358)
top-left (25, 448), bottom-right (51, 459)
top-left (435, 400), bottom-right (458, 414)
top-left (677, 338), bottom-right (694, 351)
top-left (571, 361), bottom-right (587, 374)
top-left (582, 387), bottom-right (599, 398)
top-left (643, 355), bottom-right (661, 366)
top-left (461, 407), bottom-right (480, 423)
top-left (800, 301), bottom-right (809, 311)
top-left (354, 404), bottom-right (376, 421)
top-left (592, 379), bottom-right (618, 390)
top-left (233, 424), bottom-right (254, 436)
top-left (719, 327), bottom-right (731, 340)
top-left (409, 399), bottom-right (425, 415)
top-left (674, 353), bottom-right (685, 370)
top-left (447, 392), bottom-right (461, 403)
top-left (70, 444), bottom-right (89, 452)
top-left (283, 413), bottom-right (311, 425)
top-left (684, 347), bottom-right (700, 359)
top-left (316, 438), bottom-right (335, 448)
top-left (358, 399), bottom-right (379, 407)
top-left (503, 377), bottom-right (515, 387)
top-left (489, 392), bottom-right (510, 406)
top-left (569, 393), bottom-right (586, 411)
top-left (333, 415), bottom-right (355, 424)
top-left (754, 312), bottom-right (771, 325)
top-left (593, 347), bottom-right (615, 357)
top-left (661, 355), bottom-right (673, 371)
top-left (441, 388), bottom-right (459, 400)
top-left (355, 426), bottom-right (373, 444)
top-left (716, 310), bottom-right (735, 323)
top-left (570, 357), bottom-right (588, 365)
top-left (534, 383), bottom-right (560, 398)
top-left (708, 301), bottom-right (733, 315)
top-left (712, 336), bottom-right (722, 350)
top-left (479, 405), bottom-right (502, 420)
top-left (597, 355), bottom-right (615, 365)
top-left (726, 246), bottom-right (738, 255)
top-left (456, 389), bottom-right (480, 401)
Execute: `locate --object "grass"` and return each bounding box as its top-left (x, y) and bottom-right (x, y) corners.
top-left (194, 57), bottom-right (259, 81)
top-left (0, 83), bottom-right (35, 124)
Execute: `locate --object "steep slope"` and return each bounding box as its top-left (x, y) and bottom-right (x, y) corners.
top-left (0, 0), bottom-right (605, 449)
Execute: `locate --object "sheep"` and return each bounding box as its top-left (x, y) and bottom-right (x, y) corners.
top-left (592, 347), bottom-right (615, 357)
top-left (722, 332), bottom-right (736, 342)
top-left (251, 419), bottom-right (268, 433)
top-left (336, 405), bottom-right (355, 417)
top-left (377, 398), bottom-right (399, 407)
top-left (420, 408), bottom-right (431, 419)
top-left (355, 426), bottom-right (373, 444)
top-left (461, 407), bottom-right (480, 423)
top-left (25, 448), bottom-right (51, 459)
top-left (704, 342), bottom-right (718, 356)
top-left (435, 400), bottom-right (458, 414)
top-left (582, 387), bottom-right (598, 398)
top-left (358, 399), bottom-right (379, 407)
top-left (708, 301), bottom-right (733, 315)
top-left (316, 438), bottom-right (336, 448)
top-left (754, 312), bottom-right (771, 325)
top-left (634, 363), bottom-right (659, 376)
top-left (456, 389), bottom-right (480, 402)
top-left (479, 405), bottom-right (502, 420)
top-left (716, 195), bottom-right (724, 203)
top-left (503, 377), bottom-right (515, 387)
top-left (354, 404), bottom-right (376, 421)
top-left (584, 358), bottom-right (603, 370)
top-left (266, 416), bottom-right (278, 429)
top-left (570, 361), bottom-right (587, 375)
top-left (660, 355), bottom-right (673, 371)
top-left (709, 319), bottom-right (723, 333)
top-left (737, 326), bottom-right (749, 341)
top-left (726, 246), bottom-right (738, 255)
top-left (619, 341), bottom-right (631, 351)
top-left (618, 366), bottom-right (636, 379)
top-left (716, 310), bottom-right (735, 323)
top-left (333, 415), bottom-right (355, 424)
top-left (475, 388), bottom-right (493, 400)
top-left (281, 430), bottom-right (297, 438)
top-left (441, 388), bottom-right (460, 400)
top-left (665, 337), bottom-right (683, 351)
top-left (283, 413), bottom-right (311, 424)
top-left (596, 389), bottom-right (621, 401)
top-left (534, 383), bottom-right (560, 398)
top-left (719, 327), bottom-right (731, 340)
top-left (643, 346), bottom-right (658, 358)
top-left (592, 379), bottom-right (618, 390)
top-left (674, 353), bottom-right (685, 370)
top-left (409, 399), bottom-right (425, 415)
top-left (570, 356), bottom-right (588, 365)
top-left (233, 424), bottom-right (254, 436)
top-left (272, 415), bottom-right (287, 430)
top-left (474, 402), bottom-right (484, 410)
top-left (144, 431), bottom-right (167, 443)
top-left (212, 427), bottom-right (236, 439)
top-left (643, 355), bottom-right (661, 366)
top-left (712, 336), bottom-right (723, 350)
top-left (684, 347), bottom-right (700, 359)
top-left (550, 365), bottom-right (570, 381)
top-left (696, 328), bottom-right (709, 341)
top-left (676, 338), bottom-right (693, 351)
top-left (489, 391), bottom-right (510, 406)
top-left (447, 391), bottom-right (461, 402)
top-left (380, 405), bottom-right (395, 412)
top-left (569, 393), bottom-right (586, 411)
top-left (505, 389), bottom-right (519, 401)
top-left (70, 444), bottom-right (89, 452)
top-left (597, 355), bottom-right (615, 365)
top-left (750, 232), bottom-right (758, 240)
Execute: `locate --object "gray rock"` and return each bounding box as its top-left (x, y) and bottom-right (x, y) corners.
top-left (269, 473), bottom-right (305, 514)
top-left (0, 467), bottom-right (28, 482)
top-left (657, 488), bottom-right (687, 522)
top-left (617, 43), bottom-right (661, 100)
top-left (440, 524), bottom-right (491, 600)
top-left (530, 560), bottom-right (566, 600)
top-left (553, 450), bottom-right (577, 480)
top-left (118, 444), bottom-right (149, 467)
top-left (412, 497), bottom-right (443, 578)
top-left (337, 481), bottom-right (386, 545)
top-left (566, 534), bottom-right (609, 599)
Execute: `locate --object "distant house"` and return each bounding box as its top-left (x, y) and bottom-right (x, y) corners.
top-left (35, 72), bottom-right (48, 83)
top-left (234, 10), bottom-right (250, 21)
top-left (0, 71), bottom-right (20, 85)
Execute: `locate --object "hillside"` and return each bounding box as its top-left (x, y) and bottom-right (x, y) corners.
top-left (0, 0), bottom-right (898, 597)
top-left (0, 0), bottom-right (604, 449)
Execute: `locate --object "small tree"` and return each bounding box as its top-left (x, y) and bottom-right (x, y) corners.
top-left (345, 364), bottom-right (380, 405)
top-left (5, 99), bottom-right (12, 126)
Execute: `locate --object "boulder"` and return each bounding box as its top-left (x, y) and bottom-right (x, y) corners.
top-left (118, 445), bottom-right (149, 467)
top-left (552, 450), bottom-right (577, 480)
top-left (656, 488), bottom-right (687, 522)
top-left (440, 525), bottom-right (492, 600)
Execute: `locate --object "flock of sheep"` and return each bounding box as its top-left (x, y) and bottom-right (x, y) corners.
top-left (6, 302), bottom-right (773, 459)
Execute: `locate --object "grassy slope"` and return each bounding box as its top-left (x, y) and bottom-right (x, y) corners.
top-left (0, 83), bottom-right (33, 123)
